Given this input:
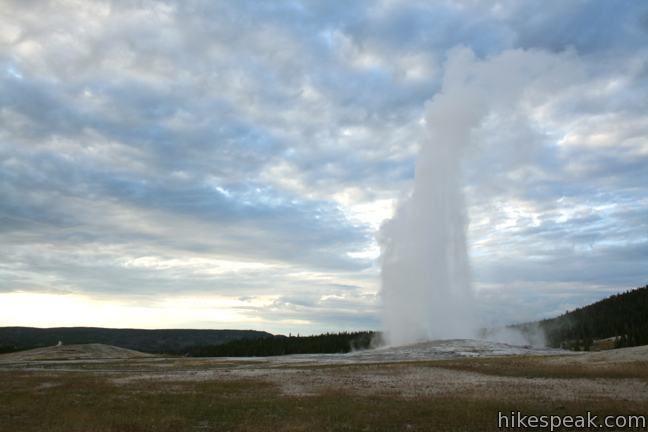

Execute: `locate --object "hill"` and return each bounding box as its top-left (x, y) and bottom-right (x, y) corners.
top-left (0, 327), bottom-right (272, 354)
top-left (0, 343), bottom-right (154, 362)
top-left (515, 284), bottom-right (648, 350)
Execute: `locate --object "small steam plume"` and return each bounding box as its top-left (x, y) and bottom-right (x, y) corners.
top-left (380, 48), bottom-right (581, 346)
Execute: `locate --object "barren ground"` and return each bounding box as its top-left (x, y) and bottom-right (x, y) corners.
top-left (1, 340), bottom-right (646, 431)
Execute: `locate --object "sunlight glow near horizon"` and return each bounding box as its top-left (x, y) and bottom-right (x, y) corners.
top-left (0, 292), bottom-right (272, 330)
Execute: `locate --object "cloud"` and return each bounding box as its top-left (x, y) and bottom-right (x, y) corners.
top-left (0, 0), bottom-right (646, 332)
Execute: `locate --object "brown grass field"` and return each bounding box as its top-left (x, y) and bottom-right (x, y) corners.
top-left (1, 344), bottom-right (647, 431)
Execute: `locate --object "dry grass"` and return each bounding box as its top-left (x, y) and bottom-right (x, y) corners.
top-left (2, 349), bottom-right (648, 431)
top-left (1, 365), bottom-right (647, 432)
top-left (277, 355), bottom-right (648, 381)
top-left (424, 355), bottom-right (648, 380)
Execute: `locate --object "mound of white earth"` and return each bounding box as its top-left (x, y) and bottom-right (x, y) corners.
top-left (0, 343), bottom-right (154, 362)
top-left (549, 344), bottom-right (648, 364)
top-left (270, 339), bottom-right (571, 364)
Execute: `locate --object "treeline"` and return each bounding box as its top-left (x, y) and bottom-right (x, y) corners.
top-left (0, 327), bottom-right (272, 354)
top-left (179, 331), bottom-right (376, 357)
top-left (536, 284), bottom-right (648, 350)
top-left (0, 345), bottom-right (19, 354)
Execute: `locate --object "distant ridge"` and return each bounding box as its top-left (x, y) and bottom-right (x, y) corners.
top-left (0, 327), bottom-right (273, 354)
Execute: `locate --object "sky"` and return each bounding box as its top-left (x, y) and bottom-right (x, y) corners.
top-left (1, 0), bottom-right (647, 334)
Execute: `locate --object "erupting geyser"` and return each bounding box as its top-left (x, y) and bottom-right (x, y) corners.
top-left (379, 68), bottom-right (482, 345)
top-left (380, 48), bottom-right (580, 346)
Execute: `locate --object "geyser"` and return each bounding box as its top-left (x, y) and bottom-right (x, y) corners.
top-left (379, 69), bottom-right (480, 346)
top-left (380, 48), bottom-right (581, 346)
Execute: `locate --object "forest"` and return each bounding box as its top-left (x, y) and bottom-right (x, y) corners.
top-left (178, 331), bottom-right (375, 357)
top-left (517, 284), bottom-right (648, 351)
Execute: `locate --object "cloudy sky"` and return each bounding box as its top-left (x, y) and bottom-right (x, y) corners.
top-left (1, 0), bottom-right (647, 334)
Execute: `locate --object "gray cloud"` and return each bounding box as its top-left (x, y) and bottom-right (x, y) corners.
top-left (1, 0), bottom-right (646, 331)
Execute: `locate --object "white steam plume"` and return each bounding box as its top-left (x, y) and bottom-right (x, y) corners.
top-left (380, 48), bottom-right (582, 346)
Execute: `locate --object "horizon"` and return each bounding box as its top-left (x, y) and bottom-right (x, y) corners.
top-left (1, 1), bottom-right (647, 335)
top-left (2, 283), bottom-right (645, 336)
